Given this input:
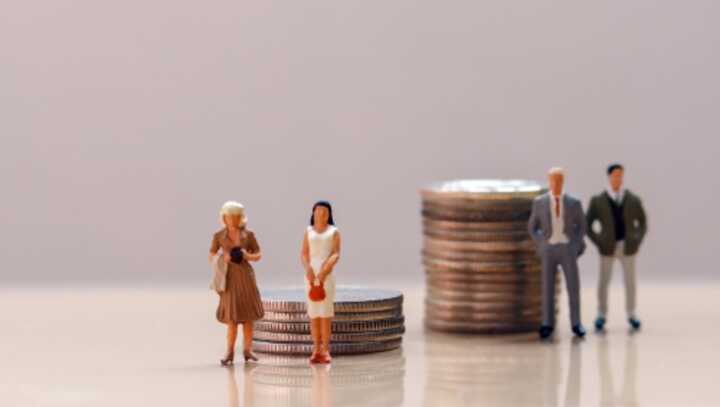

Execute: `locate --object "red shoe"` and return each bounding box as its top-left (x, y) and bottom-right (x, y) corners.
top-left (309, 350), bottom-right (321, 364)
top-left (318, 351), bottom-right (332, 364)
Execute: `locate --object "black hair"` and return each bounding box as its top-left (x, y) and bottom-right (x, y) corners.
top-left (310, 200), bottom-right (335, 226)
top-left (607, 163), bottom-right (624, 175)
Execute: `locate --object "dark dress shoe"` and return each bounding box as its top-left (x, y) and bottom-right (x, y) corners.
top-left (539, 325), bottom-right (554, 340)
top-left (572, 324), bottom-right (587, 338)
top-left (595, 317), bottom-right (606, 331)
top-left (628, 317), bottom-right (642, 330)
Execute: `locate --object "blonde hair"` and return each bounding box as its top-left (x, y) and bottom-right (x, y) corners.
top-left (547, 167), bottom-right (565, 177)
top-left (219, 201), bottom-right (247, 226)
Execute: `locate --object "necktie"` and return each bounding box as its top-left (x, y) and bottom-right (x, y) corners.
top-left (555, 196), bottom-right (560, 218)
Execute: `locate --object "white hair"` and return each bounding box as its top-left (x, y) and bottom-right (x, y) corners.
top-left (219, 201), bottom-right (247, 223)
top-left (547, 167), bottom-right (565, 177)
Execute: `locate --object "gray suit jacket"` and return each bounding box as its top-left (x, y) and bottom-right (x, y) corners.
top-left (527, 193), bottom-right (587, 256)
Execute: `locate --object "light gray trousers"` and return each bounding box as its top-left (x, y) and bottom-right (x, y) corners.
top-left (541, 243), bottom-right (581, 328)
top-left (597, 241), bottom-right (637, 318)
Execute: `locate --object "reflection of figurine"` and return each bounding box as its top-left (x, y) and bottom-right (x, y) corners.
top-left (301, 201), bottom-right (342, 364)
top-left (528, 168), bottom-right (587, 339)
top-left (586, 164), bottom-right (647, 331)
top-left (209, 201), bottom-right (265, 365)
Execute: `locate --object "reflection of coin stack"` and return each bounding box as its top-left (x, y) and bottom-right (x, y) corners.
top-left (421, 179), bottom-right (556, 333)
top-left (252, 287), bottom-right (405, 355)
top-left (250, 351), bottom-right (406, 407)
top-left (423, 334), bottom-right (560, 406)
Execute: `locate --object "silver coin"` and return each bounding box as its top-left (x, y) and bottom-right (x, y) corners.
top-left (424, 236), bottom-right (535, 253)
top-left (252, 339), bottom-right (403, 355)
top-left (421, 198), bottom-right (534, 211)
top-left (260, 287), bottom-right (403, 313)
top-left (254, 316), bottom-right (406, 334)
top-left (253, 327), bottom-right (405, 343)
top-left (425, 318), bottom-right (541, 334)
top-left (420, 179), bottom-right (544, 201)
top-left (423, 249), bottom-right (539, 263)
top-left (422, 208), bottom-right (531, 222)
top-left (262, 308), bottom-right (402, 323)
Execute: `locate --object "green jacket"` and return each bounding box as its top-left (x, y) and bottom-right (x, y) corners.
top-left (586, 190), bottom-right (647, 256)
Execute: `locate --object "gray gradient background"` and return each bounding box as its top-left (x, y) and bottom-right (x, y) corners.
top-left (2, 1), bottom-right (717, 287)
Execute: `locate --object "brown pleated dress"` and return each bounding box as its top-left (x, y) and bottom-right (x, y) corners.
top-left (210, 227), bottom-right (265, 324)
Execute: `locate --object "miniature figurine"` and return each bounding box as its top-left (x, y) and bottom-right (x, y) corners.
top-left (586, 164), bottom-right (647, 331)
top-left (208, 201), bottom-right (265, 365)
top-left (528, 167), bottom-right (588, 339)
top-left (301, 201), bottom-right (341, 364)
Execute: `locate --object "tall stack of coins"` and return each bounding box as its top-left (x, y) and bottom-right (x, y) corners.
top-left (252, 287), bottom-right (404, 355)
top-left (421, 179), bottom-right (555, 333)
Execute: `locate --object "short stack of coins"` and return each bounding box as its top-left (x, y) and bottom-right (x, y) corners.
top-left (421, 179), bottom-right (555, 333)
top-left (252, 287), bottom-right (404, 355)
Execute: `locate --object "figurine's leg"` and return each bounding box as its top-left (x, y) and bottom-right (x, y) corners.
top-left (310, 318), bottom-right (322, 354)
top-left (226, 323), bottom-right (238, 355)
top-left (560, 251), bottom-right (581, 328)
top-left (541, 250), bottom-right (558, 327)
top-left (620, 254), bottom-right (637, 318)
top-left (597, 255), bottom-right (615, 318)
top-left (242, 322), bottom-right (253, 352)
top-left (320, 318), bottom-right (332, 354)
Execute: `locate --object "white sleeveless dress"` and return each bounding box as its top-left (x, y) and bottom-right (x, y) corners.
top-left (306, 225), bottom-right (337, 318)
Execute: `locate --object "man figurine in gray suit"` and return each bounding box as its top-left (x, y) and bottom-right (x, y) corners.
top-left (586, 163), bottom-right (647, 331)
top-left (528, 167), bottom-right (588, 339)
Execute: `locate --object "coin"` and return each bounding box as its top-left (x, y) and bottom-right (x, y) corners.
top-left (422, 219), bottom-right (529, 232)
top-left (423, 228), bottom-right (531, 242)
top-left (253, 327), bottom-right (406, 343)
top-left (422, 249), bottom-right (539, 263)
top-left (262, 308), bottom-right (403, 323)
top-left (421, 208), bottom-right (531, 222)
top-left (423, 257), bottom-right (540, 272)
top-left (252, 339), bottom-right (403, 355)
top-left (426, 298), bottom-right (544, 313)
top-left (260, 287), bottom-right (403, 313)
top-left (425, 319), bottom-right (540, 334)
top-left (422, 199), bottom-right (533, 212)
top-left (424, 236), bottom-right (536, 253)
top-left (426, 288), bottom-right (543, 303)
top-left (254, 316), bottom-right (406, 334)
top-left (420, 179), bottom-right (544, 201)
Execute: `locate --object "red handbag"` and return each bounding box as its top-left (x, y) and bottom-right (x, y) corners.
top-left (308, 281), bottom-right (326, 302)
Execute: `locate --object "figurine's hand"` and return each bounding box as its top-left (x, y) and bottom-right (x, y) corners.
top-left (223, 252), bottom-right (231, 264)
top-left (305, 268), bottom-right (315, 284)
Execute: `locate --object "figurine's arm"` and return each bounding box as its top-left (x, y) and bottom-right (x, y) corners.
top-left (301, 231), bottom-right (315, 283)
top-left (585, 198), bottom-right (601, 247)
top-left (208, 235), bottom-right (220, 264)
top-left (636, 198), bottom-right (648, 244)
top-left (318, 231), bottom-right (341, 283)
top-left (527, 200), bottom-right (543, 245)
top-left (242, 231), bottom-right (262, 262)
top-left (575, 200), bottom-right (588, 255)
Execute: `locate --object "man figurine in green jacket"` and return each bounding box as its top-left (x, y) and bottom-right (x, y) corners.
top-left (586, 163), bottom-right (648, 332)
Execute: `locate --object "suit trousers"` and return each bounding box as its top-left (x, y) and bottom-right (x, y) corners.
top-left (541, 243), bottom-right (581, 327)
top-left (597, 241), bottom-right (637, 318)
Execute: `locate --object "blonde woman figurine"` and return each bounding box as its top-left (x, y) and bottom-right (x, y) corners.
top-left (208, 201), bottom-right (264, 365)
top-left (301, 201), bottom-right (341, 364)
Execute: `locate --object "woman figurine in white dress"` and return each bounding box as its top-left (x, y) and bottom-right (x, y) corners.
top-left (301, 201), bottom-right (341, 364)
